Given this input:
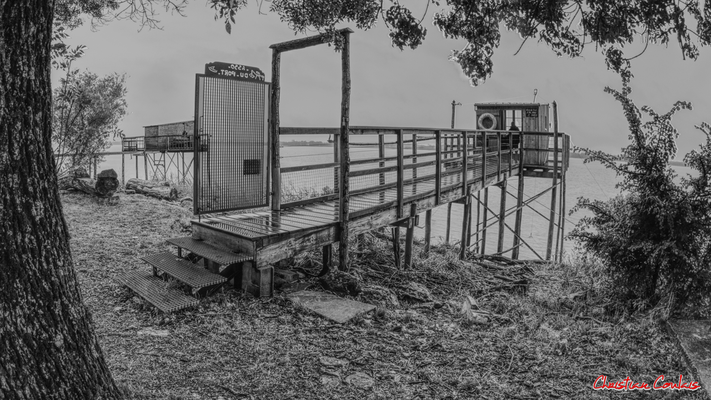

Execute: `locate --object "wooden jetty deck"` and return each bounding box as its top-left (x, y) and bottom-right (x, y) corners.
top-left (119, 30), bottom-right (571, 311)
top-left (190, 126), bottom-right (568, 267)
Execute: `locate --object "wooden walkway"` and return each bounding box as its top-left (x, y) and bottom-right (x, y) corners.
top-left (189, 129), bottom-right (544, 266)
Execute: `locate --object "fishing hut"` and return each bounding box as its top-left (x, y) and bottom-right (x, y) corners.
top-left (119, 29), bottom-right (570, 312)
top-left (121, 120), bottom-right (202, 184)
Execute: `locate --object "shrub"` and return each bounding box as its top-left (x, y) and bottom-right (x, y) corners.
top-left (570, 77), bottom-right (711, 314)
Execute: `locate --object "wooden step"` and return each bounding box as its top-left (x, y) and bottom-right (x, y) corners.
top-left (118, 271), bottom-right (199, 313)
top-left (167, 237), bottom-right (253, 266)
top-left (142, 252), bottom-right (227, 289)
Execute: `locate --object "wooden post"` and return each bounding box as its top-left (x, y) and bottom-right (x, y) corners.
top-left (121, 154), bottom-right (124, 185)
top-left (135, 155), bottom-right (138, 179)
top-left (396, 129), bottom-right (404, 218)
top-left (558, 134), bottom-right (569, 261)
top-left (445, 203), bottom-right (452, 244)
top-left (405, 203), bottom-right (417, 268)
top-left (435, 130), bottom-right (442, 205)
top-left (392, 228), bottom-right (401, 269)
top-left (481, 187), bottom-right (489, 255)
top-left (143, 152), bottom-right (148, 180)
top-left (378, 134), bottom-right (385, 203)
top-left (393, 128), bottom-right (405, 269)
top-left (497, 180), bottom-right (507, 254)
top-left (94, 157), bottom-right (98, 179)
top-left (512, 129), bottom-right (526, 259)
top-left (322, 244), bottom-right (332, 274)
top-left (412, 133), bottom-right (417, 195)
top-left (460, 187), bottom-right (471, 259)
top-left (337, 30), bottom-right (351, 271)
top-left (497, 131), bottom-right (502, 181)
top-left (546, 102), bottom-right (559, 261)
top-left (270, 49), bottom-right (282, 211)
top-left (475, 191), bottom-right (481, 252)
top-left (424, 210), bottom-right (432, 255)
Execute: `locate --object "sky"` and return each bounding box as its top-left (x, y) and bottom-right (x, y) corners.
top-left (58, 2), bottom-right (711, 158)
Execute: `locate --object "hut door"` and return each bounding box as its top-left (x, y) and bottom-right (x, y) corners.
top-left (193, 73), bottom-right (270, 215)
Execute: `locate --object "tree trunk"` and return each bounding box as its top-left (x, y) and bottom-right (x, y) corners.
top-left (0, 2), bottom-right (122, 399)
top-left (125, 178), bottom-right (178, 200)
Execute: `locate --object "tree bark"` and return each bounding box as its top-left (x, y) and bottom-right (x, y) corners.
top-left (0, 2), bottom-right (122, 399)
top-left (125, 178), bottom-right (178, 200)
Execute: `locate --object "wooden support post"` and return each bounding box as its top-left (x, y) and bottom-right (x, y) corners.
top-left (481, 187), bottom-right (489, 255)
top-left (497, 131), bottom-right (502, 181)
top-left (508, 131), bottom-right (513, 175)
top-left (497, 180), bottom-right (507, 254)
top-left (322, 244), bottom-right (332, 275)
top-left (445, 203), bottom-right (452, 244)
top-left (270, 49), bottom-right (282, 211)
top-left (404, 203), bottom-right (417, 268)
top-left (512, 129), bottom-right (526, 260)
top-left (412, 133), bottom-right (417, 195)
top-left (558, 135), bottom-right (569, 261)
top-left (546, 102), bottom-right (559, 261)
top-left (461, 131), bottom-right (468, 195)
top-left (378, 134), bottom-right (385, 203)
top-left (135, 155), bottom-right (138, 179)
top-left (460, 187), bottom-right (471, 260)
top-left (466, 199), bottom-right (473, 248)
top-left (143, 152), bottom-right (148, 180)
top-left (337, 30), bottom-right (352, 271)
top-left (435, 130), bottom-right (442, 205)
top-left (121, 154), bottom-right (124, 185)
top-left (475, 191), bottom-right (481, 252)
top-left (396, 129), bottom-right (404, 218)
top-left (481, 132), bottom-right (487, 184)
top-left (392, 228), bottom-right (401, 269)
top-left (424, 209), bottom-right (432, 255)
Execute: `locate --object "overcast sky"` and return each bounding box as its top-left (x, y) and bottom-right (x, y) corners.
top-left (58, 2), bottom-right (711, 157)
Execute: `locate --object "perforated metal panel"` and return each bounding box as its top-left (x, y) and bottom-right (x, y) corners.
top-left (194, 74), bottom-right (270, 215)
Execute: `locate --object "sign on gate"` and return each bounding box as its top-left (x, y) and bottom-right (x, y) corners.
top-left (204, 62), bottom-right (266, 83)
top-left (193, 71), bottom-right (270, 215)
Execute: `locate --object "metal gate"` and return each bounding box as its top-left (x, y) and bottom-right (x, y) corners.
top-left (193, 74), bottom-right (270, 215)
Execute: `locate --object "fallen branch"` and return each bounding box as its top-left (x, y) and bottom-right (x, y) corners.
top-left (125, 178), bottom-right (178, 200)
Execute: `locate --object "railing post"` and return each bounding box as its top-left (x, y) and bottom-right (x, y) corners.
top-left (396, 129), bottom-right (404, 218)
top-left (338, 30), bottom-right (351, 271)
top-left (546, 102), bottom-right (559, 261)
top-left (512, 132), bottom-right (525, 260)
top-left (497, 131), bottom-right (502, 181)
top-left (461, 131), bottom-right (468, 195)
top-left (459, 131), bottom-right (469, 260)
top-left (412, 133), bottom-right (417, 195)
top-left (378, 133), bottom-right (385, 203)
top-left (480, 132), bottom-right (488, 255)
top-left (508, 131), bottom-right (513, 176)
top-left (435, 130), bottom-right (442, 204)
top-left (270, 48), bottom-right (282, 211)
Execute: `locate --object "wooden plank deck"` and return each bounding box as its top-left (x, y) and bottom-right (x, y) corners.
top-left (192, 153), bottom-right (519, 261)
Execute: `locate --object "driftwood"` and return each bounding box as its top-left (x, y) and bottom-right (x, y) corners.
top-left (125, 178), bottom-right (178, 201)
top-left (58, 167), bottom-right (119, 198)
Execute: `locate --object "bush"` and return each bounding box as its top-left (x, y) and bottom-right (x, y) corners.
top-left (570, 77), bottom-right (711, 315)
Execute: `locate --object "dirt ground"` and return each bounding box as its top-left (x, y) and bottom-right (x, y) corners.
top-left (61, 191), bottom-right (706, 399)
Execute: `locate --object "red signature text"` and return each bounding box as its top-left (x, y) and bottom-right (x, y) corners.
top-left (593, 375), bottom-right (700, 391)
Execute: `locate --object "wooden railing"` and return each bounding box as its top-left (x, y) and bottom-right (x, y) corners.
top-left (276, 127), bottom-right (567, 216)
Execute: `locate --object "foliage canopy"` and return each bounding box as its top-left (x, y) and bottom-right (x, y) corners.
top-left (55, 0), bottom-right (711, 85)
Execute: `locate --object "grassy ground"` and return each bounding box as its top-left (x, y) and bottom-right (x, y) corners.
top-left (61, 191), bottom-right (706, 399)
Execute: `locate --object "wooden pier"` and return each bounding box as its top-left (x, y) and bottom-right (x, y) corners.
top-left (119, 29), bottom-right (571, 311)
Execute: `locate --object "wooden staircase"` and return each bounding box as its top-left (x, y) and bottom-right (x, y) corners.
top-left (118, 237), bottom-right (254, 313)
